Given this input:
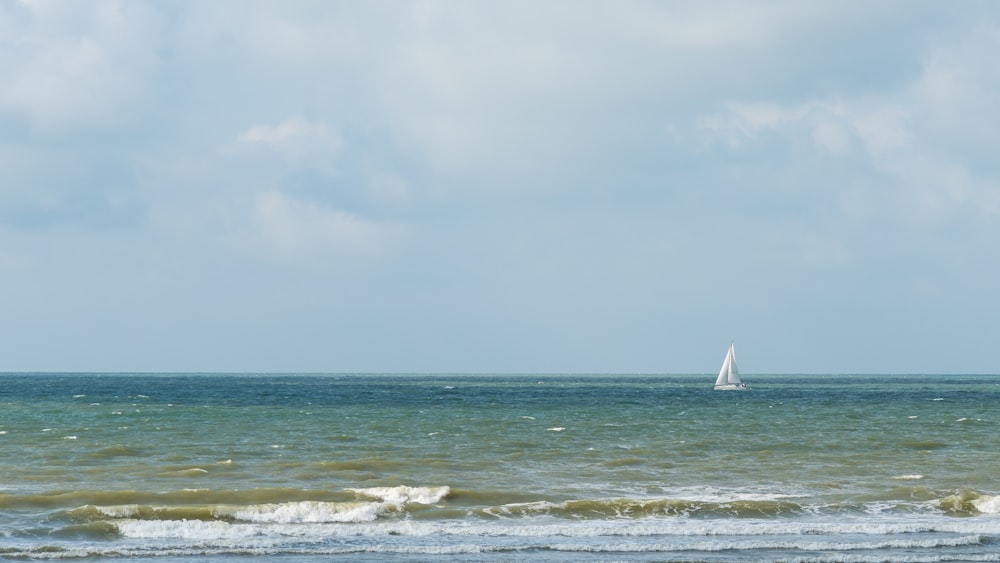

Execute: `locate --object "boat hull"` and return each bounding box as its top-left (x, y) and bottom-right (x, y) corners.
top-left (714, 383), bottom-right (746, 390)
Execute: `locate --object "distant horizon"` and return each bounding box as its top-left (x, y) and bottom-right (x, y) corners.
top-left (2, 371), bottom-right (997, 377)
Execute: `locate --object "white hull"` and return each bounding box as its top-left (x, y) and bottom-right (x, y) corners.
top-left (714, 383), bottom-right (746, 391)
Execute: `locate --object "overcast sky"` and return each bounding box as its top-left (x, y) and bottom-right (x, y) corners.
top-left (2, 1), bottom-right (999, 374)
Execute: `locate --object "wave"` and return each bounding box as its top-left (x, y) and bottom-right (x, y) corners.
top-left (51, 485), bottom-right (450, 529)
top-left (29, 486), bottom-right (1000, 529)
top-left (18, 484), bottom-right (1000, 524)
top-left (485, 497), bottom-right (808, 519)
top-left (940, 490), bottom-right (1000, 515)
top-left (47, 514), bottom-right (1000, 542)
top-left (11, 484), bottom-right (1000, 563)
top-left (345, 485), bottom-right (450, 505)
top-left (2, 526), bottom-right (996, 561)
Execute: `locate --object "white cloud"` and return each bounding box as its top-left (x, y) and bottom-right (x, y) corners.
top-left (248, 190), bottom-right (398, 260)
top-left (695, 24), bottom-right (1000, 223)
top-left (915, 25), bottom-right (1000, 147)
top-left (229, 116), bottom-right (343, 162)
top-left (697, 100), bottom-right (858, 154)
top-left (0, 1), bottom-right (159, 133)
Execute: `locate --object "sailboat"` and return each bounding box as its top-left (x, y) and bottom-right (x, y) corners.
top-left (714, 341), bottom-right (746, 390)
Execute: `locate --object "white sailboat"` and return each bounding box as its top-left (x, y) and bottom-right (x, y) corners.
top-left (714, 341), bottom-right (746, 390)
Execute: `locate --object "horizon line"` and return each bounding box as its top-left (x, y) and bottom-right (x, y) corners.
top-left (1, 371), bottom-right (997, 377)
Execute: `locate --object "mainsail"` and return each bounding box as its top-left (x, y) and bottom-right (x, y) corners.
top-left (714, 342), bottom-right (744, 389)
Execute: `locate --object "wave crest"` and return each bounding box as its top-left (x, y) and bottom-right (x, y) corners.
top-left (346, 485), bottom-right (450, 506)
top-left (938, 489), bottom-right (1000, 515)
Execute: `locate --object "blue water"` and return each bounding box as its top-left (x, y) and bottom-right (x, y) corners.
top-left (1, 373), bottom-right (999, 561)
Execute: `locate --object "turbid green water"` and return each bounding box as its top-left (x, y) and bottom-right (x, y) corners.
top-left (1, 373), bottom-right (999, 561)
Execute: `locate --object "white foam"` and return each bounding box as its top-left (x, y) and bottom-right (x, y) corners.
top-left (654, 486), bottom-right (799, 504)
top-left (543, 533), bottom-right (988, 553)
top-left (96, 504), bottom-right (142, 518)
top-left (484, 500), bottom-right (562, 517)
top-left (17, 536), bottom-right (999, 562)
top-left (232, 500), bottom-right (385, 524)
top-left (973, 494), bottom-right (1000, 514)
top-left (117, 518), bottom-right (262, 541)
top-left (547, 427), bottom-right (565, 432)
top-left (347, 485), bottom-right (450, 505)
top-left (890, 474), bottom-right (924, 480)
top-left (102, 510), bottom-right (1000, 561)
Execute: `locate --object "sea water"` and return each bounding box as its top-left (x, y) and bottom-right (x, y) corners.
top-left (1, 373), bottom-right (999, 562)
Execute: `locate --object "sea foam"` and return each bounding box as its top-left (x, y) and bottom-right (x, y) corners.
top-left (972, 494), bottom-right (1000, 514)
top-left (224, 486), bottom-right (450, 524)
top-left (346, 485), bottom-right (450, 505)
top-left (232, 500), bottom-right (385, 524)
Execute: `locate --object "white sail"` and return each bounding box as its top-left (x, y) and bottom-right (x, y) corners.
top-left (714, 342), bottom-right (744, 390)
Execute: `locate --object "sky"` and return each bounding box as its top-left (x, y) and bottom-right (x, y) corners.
top-left (2, 1), bottom-right (999, 374)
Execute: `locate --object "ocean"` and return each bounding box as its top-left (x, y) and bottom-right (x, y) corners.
top-left (1, 373), bottom-right (999, 562)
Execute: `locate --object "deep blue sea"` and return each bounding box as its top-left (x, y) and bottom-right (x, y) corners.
top-left (1, 373), bottom-right (999, 561)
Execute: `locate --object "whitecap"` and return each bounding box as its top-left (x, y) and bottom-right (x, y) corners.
top-left (347, 485), bottom-right (450, 505)
top-left (547, 427), bottom-right (565, 432)
top-left (97, 505), bottom-right (142, 518)
top-left (232, 500), bottom-right (385, 524)
top-left (890, 474), bottom-right (924, 480)
top-left (972, 494), bottom-right (1000, 514)
top-left (116, 518), bottom-right (257, 541)
top-left (161, 468), bottom-right (209, 477)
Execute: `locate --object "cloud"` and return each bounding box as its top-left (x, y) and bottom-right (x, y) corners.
top-left (694, 23), bottom-right (1000, 224)
top-left (0, 1), bottom-right (160, 133)
top-left (3, 2), bottom-right (1000, 372)
top-left (246, 189), bottom-right (399, 260)
top-left (357, 2), bottom-right (917, 209)
top-left (227, 116), bottom-right (343, 166)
